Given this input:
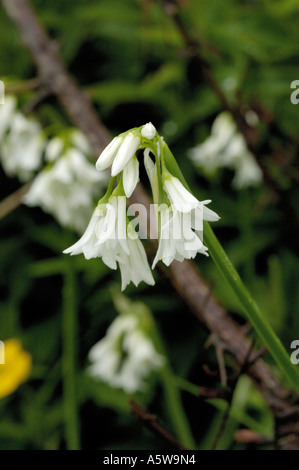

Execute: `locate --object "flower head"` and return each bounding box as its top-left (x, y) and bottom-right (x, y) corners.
top-left (0, 108), bottom-right (44, 182)
top-left (163, 172), bottom-right (199, 213)
top-left (88, 310), bottom-right (164, 393)
top-left (64, 195), bottom-right (154, 290)
top-left (23, 130), bottom-right (107, 233)
top-left (188, 111), bottom-right (263, 189)
top-left (63, 122), bottom-right (220, 289)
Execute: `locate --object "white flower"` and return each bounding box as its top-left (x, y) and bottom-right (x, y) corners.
top-left (141, 122), bottom-right (156, 140)
top-left (118, 223), bottom-right (155, 291)
top-left (232, 152), bottom-right (263, 189)
top-left (88, 313), bottom-right (164, 393)
top-left (152, 206), bottom-right (209, 268)
top-left (24, 145), bottom-right (106, 233)
top-left (163, 173), bottom-right (199, 213)
top-left (63, 196), bottom-right (154, 290)
top-left (63, 203), bottom-right (108, 259)
top-left (0, 111), bottom-right (44, 182)
top-left (63, 196), bottom-right (126, 261)
top-left (163, 172), bottom-right (219, 220)
top-left (188, 112), bottom-right (263, 189)
top-left (151, 169), bottom-right (219, 266)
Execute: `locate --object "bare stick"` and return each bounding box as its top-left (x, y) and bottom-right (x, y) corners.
top-left (130, 399), bottom-right (187, 450)
top-left (0, 183), bottom-right (31, 220)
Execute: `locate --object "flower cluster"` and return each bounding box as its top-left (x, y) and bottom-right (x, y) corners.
top-left (0, 96), bottom-right (44, 181)
top-left (87, 294), bottom-right (164, 393)
top-left (64, 122), bottom-right (219, 290)
top-left (0, 96), bottom-right (108, 233)
top-left (188, 112), bottom-right (263, 189)
top-left (23, 129), bottom-right (108, 233)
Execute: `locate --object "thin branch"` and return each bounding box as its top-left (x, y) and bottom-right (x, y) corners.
top-left (0, 183), bottom-right (31, 220)
top-left (210, 340), bottom-right (256, 450)
top-left (5, 77), bottom-right (41, 95)
top-left (129, 399), bottom-right (187, 450)
top-left (234, 429), bottom-right (274, 446)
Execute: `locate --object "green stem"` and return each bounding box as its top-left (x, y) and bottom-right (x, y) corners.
top-left (152, 329), bottom-right (196, 449)
top-left (159, 364), bottom-right (196, 449)
top-left (203, 221), bottom-right (299, 394)
top-left (62, 263), bottom-right (80, 450)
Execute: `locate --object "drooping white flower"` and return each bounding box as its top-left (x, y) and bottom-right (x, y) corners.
top-left (63, 196), bottom-right (154, 289)
top-left (188, 112), bottom-right (263, 189)
top-left (23, 134), bottom-right (107, 233)
top-left (61, 122), bottom-right (220, 285)
top-left (88, 313), bottom-right (164, 393)
top-left (62, 202), bottom-right (109, 259)
top-left (163, 171), bottom-right (219, 221)
top-left (232, 152), bottom-right (263, 189)
top-left (0, 111), bottom-right (44, 182)
top-left (152, 206), bottom-right (209, 268)
top-left (163, 173), bottom-right (200, 213)
top-left (118, 223), bottom-right (155, 291)
top-left (63, 195), bottom-right (125, 260)
top-left (151, 167), bottom-right (219, 266)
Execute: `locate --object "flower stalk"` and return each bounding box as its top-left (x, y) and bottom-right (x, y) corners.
top-left (203, 221), bottom-right (299, 394)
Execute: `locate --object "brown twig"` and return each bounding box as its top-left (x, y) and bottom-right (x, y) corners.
top-left (0, 183), bottom-right (31, 220)
top-left (210, 340), bottom-right (256, 450)
top-left (5, 77), bottom-right (41, 95)
top-left (234, 429), bottom-right (274, 446)
top-left (2, 0), bottom-right (299, 449)
top-left (130, 399), bottom-right (187, 450)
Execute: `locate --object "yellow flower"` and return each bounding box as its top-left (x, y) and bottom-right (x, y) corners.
top-left (0, 339), bottom-right (32, 399)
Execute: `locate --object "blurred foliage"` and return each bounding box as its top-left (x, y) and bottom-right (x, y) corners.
top-left (0, 0), bottom-right (298, 450)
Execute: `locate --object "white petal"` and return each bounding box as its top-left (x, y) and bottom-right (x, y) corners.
top-left (96, 136), bottom-right (123, 171)
top-left (123, 155), bottom-right (139, 197)
top-left (118, 230), bottom-right (155, 290)
top-left (164, 175), bottom-right (199, 213)
top-left (63, 205), bottom-right (105, 257)
top-left (111, 133), bottom-right (140, 176)
top-left (202, 201), bottom-right (220, 222)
